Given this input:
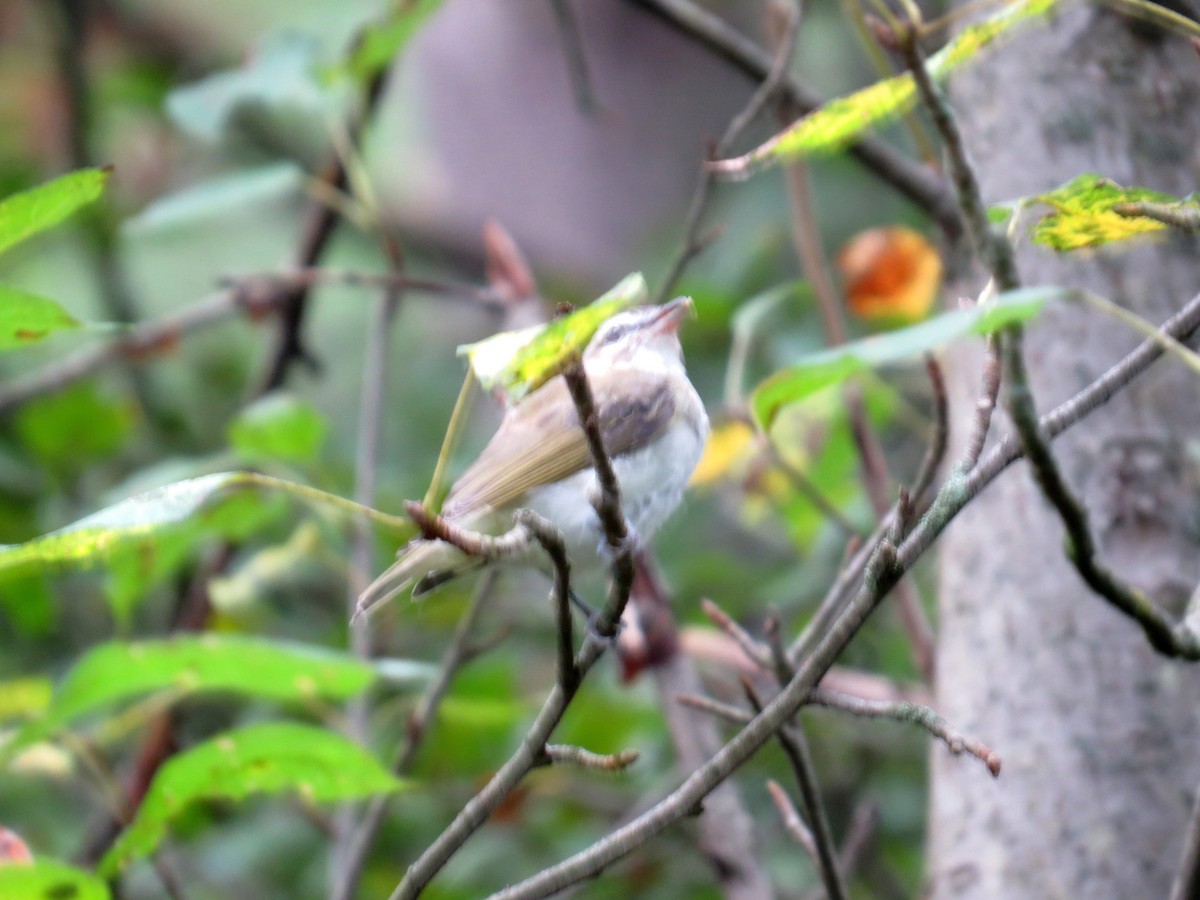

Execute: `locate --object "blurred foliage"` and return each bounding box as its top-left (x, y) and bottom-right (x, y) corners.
top-left (0, 0), bottom-right (1073, 896)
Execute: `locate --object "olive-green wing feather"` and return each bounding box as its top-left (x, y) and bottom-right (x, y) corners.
top-left (442, 367), bottom-right (676, 519)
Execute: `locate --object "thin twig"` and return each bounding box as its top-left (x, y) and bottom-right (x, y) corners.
top-left (806, 688), bottom-right (1000, 776)
top-left (331, 571), bottom-right (499, 900)
top-left (515, 510), bottom-right (578, 691)
top-left (256, 26), bottom-right (399, 392)
top-left (701, 598), bottom-right (773, 672)
top-left (638, 559), bottom-right (775, 900)
top-left (0, 288), bottom-right (275, 416)
top-left (485, 290), bottom-right (1200, 899)
top-left (910, 355), bottom-right (949, 503)
top-left (653, 0), bottom-right (801, 302)
top-left (625, 0), bottom-right (961, 234)
top-left (766, 779), bottom-right (819, 860)
top-left (562, 362), bottom-right (635, 635)
top-left (330, 250), bottom-right (404, 891)
top-left (547, 0), bottom-right (601, 115)
top-left (958, 333), bottom-right (1002, 471)
top-left (540, 745), bottom-right (640, 771)
top-left (1113, 200), bottom-right (1200, 231)
top-left (744, 681), bottom-right (847, 900)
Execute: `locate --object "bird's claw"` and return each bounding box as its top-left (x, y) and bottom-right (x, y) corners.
top-left (597, 522), bottom-right (641, 563)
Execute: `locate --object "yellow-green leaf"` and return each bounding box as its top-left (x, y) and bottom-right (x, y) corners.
top-left (459, 272), bottom-right (647, 404)
top-left (0, 286), bottom-right (81, 350)
top-left (0, 168), bottom-right (109, 257)
top-left (99, 722), bottom-right (406, 876)
top-left (0, 858), bottom-right (110, 900)
top-left (1026, 174), bottom-right (1195, 250)
top-left (0, 471), bottom-right (408, 582)
top-left (711, 0), bottom-right (1061, 174)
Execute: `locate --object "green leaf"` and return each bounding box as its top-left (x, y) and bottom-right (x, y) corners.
top-left (712, 0), bottom-right (1061, 173)
top-left (0, 168), bottom-right (109, 257)
top-left (341, 0), bottom-right (447, 82)
top-left (460, 272), bottom-right (647, 403)
top-left (0, 471), bottom-right (408, 582)
top-left (3, 636), bottom-right (376, 759)
top-left (1027, 173), bottom-right (1194, 250)
top-left (752, 287), bottom-right (1055, 428)
top-left (99, 722), bottom-right (405, 875)
top-left (0, 858), bottom-right (111, 900)
top-left (0, 286), bottom-right (81, 350)
top-left (15, 383), bottom-right (133, 476)
top-left (229, 393), bottom-right (328, 465)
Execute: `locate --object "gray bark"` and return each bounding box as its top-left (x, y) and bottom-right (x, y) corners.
top-left (928, 8), bottom-right (1200, 899)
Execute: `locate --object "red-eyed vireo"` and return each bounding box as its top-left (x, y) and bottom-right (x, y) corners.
top-left (356, 297), bottom-right (709, 617)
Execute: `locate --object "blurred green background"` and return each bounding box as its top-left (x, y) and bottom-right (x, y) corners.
top-left (0, 1), bottom-right (945, 896)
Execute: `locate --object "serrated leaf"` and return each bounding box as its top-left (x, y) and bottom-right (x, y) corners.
top-left (0, 286), bottom-right (81, 350)
top-left (0, 168), bottom-right (109, 257)
top-left (1030, 173), bottom-right (1192, 250)
top-left (459, 272), bottom-right (647, 404)
top-left (752, 287), bottom-right (1056, 428)
top-left (340, 0), bottom-right (447, 82)
top-left (0, 471), bottom-right (407, 582)
top-left (0, 858), bottom-right (111, 900)
top-left (712, 0), bottom-right (1061, 173)
top-left (3, 636), bottom-right (375, 759)
top-left (99, 722), bottom-right (405, 876)
top-left (229, 393), bottom-right (328, 464)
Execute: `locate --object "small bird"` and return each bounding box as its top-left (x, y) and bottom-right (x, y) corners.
top-left (356, 297), bottom-right (709, 617)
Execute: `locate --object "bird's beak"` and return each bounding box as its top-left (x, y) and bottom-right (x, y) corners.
top-left (651, 296), bottom-right (693, 334)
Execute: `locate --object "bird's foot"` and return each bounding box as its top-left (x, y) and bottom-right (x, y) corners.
top-left (569, 589), bottom-right (623, 645)
top-left (596, 521), bottom-right (641, 563)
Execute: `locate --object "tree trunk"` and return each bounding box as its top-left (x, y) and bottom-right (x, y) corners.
top-left (928, 8), bottom-right (1200, 898)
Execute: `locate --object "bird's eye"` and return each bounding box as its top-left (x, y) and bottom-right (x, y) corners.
top-left (600, 323), bottom-right (633, 345)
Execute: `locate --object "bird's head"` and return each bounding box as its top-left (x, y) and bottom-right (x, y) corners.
top-left (584, 297), bottom-right (693, 367)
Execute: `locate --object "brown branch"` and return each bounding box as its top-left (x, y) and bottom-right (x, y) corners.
top-left (487, 289), bottom-right (1200, 899)
top-left (255, 35), bottom-right (397, 392)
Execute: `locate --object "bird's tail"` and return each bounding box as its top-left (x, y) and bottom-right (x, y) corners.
top-left (353, 539), bottom-right (482, 621)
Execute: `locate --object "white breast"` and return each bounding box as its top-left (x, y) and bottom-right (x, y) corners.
top-left (522, 388), bottom-right (708, 572)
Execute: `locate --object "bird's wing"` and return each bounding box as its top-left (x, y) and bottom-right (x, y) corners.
top-left (441, 365), bottom-right (676, 519)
